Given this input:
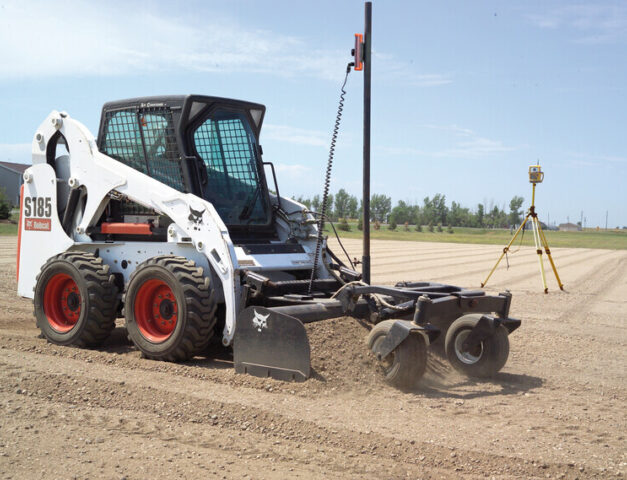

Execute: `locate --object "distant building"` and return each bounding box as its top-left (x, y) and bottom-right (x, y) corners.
top-left (522, 221), bottom-right (549, 230)
top-left (0, 161), bottom-right (30, 206)
top-left (558, 222), bottom-right (581, 232)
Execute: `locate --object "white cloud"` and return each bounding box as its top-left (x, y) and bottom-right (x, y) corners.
top-left (373, 52), bottom-right (452, 87)
top-left (268, 163), bottom-right (312, 186)
top-left (526, 3), bottom-right (627, 44)
top-left (562, 151), bottom-right (627, 167)
top-left (408, 74), bottom-right (453, 87)
top-left (263, 125), bottom-right (328, 147)
top-left (452, 136), bottom-right (514, 156)
top-left (0, 1), bottom-right (450, 86)
top-left (0, 1), bottom-right (343, 80)
top-left (274, 164), bottom-right (311, 176)
top-left (417, 124), bottom-right (475, 136)
top-left (377, 125), bottom-right (515, 159)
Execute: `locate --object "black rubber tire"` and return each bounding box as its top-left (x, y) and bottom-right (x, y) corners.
top-left (366, 320), bottom-right (427, 389)
top-left (444, 315), bottom-right (510, 378)
top-left (124, 255), bottom-right (217, 362)
top-left (34, 251), bottom-right (118, 347)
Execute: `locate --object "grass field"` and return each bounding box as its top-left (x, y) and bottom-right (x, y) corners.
top-left (2, 219), bottom-right (625, 249)
top-left (0, 223), bottom-right (17, 236)
top-left (0, 212), bottom-right (19, 236)
top-left (327, 224), bottom-right (627, 250)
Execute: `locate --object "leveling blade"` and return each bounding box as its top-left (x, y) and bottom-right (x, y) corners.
top-left (233, 307), bottom-right (311, 382)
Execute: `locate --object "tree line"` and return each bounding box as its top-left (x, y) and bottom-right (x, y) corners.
top-left (293, 189), bottom-right (525, 229)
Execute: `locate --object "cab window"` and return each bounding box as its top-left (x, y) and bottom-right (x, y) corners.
top-left (193, 110), bottom-right (269, 225)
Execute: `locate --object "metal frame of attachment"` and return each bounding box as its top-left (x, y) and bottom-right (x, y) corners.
top-left (234, 267), bottom-right (521, 381)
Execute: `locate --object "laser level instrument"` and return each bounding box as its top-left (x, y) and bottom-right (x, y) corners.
top-left (528, 165), bottom-right (544, 183)
top-left (481, 165), bottom-right (564, 293)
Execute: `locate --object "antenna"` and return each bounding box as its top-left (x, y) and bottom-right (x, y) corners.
top-left (353, 2), bottom-right (372, 284)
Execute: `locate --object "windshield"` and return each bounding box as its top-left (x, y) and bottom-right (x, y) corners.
top-left (192, 109), bottom-right (270, 226)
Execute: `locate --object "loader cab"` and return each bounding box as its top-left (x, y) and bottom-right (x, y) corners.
top-left (97, 95), bottom-right (274, 238)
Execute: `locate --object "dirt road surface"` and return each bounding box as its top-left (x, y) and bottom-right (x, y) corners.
top-left (0, 236), bottom-right (625, 479)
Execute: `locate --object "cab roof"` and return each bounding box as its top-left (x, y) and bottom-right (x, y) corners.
top-left (101, 94), bottom-right (265, 113)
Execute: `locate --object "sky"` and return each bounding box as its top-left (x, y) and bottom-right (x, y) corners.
top-left (0, 0), bottom-right (625, 228)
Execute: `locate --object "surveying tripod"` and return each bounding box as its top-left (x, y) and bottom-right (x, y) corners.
top-left (481, 168), bottom-right (564, 293)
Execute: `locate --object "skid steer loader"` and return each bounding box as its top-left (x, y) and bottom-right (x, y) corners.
top-left (17, 95), bottom-right (520, 388)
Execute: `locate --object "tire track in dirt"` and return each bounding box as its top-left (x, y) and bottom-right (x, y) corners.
top-left (430, 248), bottom-right (616, 288)
top-left (0, 394), bottom-right (370, 480)
top-left (0, 349), bottom-right (605, 480)
top-left (506, 253), bottom-right (627, 386)
top-left (330, 239), bottom-right (493, 261)
top-left (368, 248), bottom-right (542, 272)
top-left (370, 248), bottom-right (584, 282)
top-left (1, 328), bottom-right (624, 478)
top-left (556, 253), bottom-right (627, 322)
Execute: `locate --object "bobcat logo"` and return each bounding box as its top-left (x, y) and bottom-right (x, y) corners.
top-left (188, 206), bottom-right (205, 229)
top-left (252, 310), bottom-right (270, 332)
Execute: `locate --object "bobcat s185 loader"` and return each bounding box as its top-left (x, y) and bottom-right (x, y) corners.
top-left (17, 95), bottom-right (520, 389)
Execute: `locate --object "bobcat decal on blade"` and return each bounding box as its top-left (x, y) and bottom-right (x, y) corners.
top-left (252, 310), bottom-right (269, 332)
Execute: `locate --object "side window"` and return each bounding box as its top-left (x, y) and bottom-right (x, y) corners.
top-left (193, 114), bottom-right (259, 192)
top-left (140, 112), bottom-right (184, 191)
top-left (192, 110), bottom-right (269, 225)
top-left (101, 108), bottom-right (184, 192)
top-left (101, 110), bottom-right (147, 174)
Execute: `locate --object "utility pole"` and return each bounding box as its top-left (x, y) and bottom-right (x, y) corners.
top-left (605, 210), bottom-right (608, 230)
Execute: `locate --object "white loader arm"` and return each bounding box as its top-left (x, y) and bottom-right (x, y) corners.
top-left (24, 111), bottom-right (241, 345)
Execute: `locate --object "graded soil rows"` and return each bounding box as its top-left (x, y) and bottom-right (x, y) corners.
top-left (1, 236), bottom-right (625, 479)
top-left (330, 238), bottom-right (620, 294)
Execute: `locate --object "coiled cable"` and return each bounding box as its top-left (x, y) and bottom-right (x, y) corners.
top-left (308, 63), bottom-right (353, 294)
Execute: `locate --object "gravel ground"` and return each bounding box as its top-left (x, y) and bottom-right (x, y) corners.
top-left (0, 236), bottom-right (625, 479)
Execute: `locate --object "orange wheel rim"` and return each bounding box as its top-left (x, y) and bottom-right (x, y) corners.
top-left (43, 273), bottom-right (81, 333)
top-left (134, 279), bottom-right (178, 343)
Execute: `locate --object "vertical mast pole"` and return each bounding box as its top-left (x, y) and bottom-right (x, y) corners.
top-left (362, 1), bottom-right (372, 284)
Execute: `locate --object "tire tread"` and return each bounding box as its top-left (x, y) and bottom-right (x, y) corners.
top-left (124, 255), bottom-right (217, 362)
top-left (444, 315), bottom-right (510, 378)
top-left (34, 251), bottom-right (118, 347)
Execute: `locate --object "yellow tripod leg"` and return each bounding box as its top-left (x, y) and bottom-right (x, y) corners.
top-left (532, 216), bottom-right (548, 293)
top-left (537, 221), bottom-right (564, 290)
top-left (481, 215), bottom-right (529, 288)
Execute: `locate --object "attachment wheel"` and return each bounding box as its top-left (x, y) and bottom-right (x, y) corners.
top-left (366, 320), bottom-right (427, 389)
top-left (445, 315), bottom-right (509, 378)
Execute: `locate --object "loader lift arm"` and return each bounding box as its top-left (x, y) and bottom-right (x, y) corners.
top-left (21, 110), bottom-right (241, 345)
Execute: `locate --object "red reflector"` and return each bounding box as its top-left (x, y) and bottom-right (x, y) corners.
top-left (17, 185), bottom-right (24, 283)
top-left (354, 33), bottom-right (364, 71)
top-left (101, 223), bottom-right (153, 235)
